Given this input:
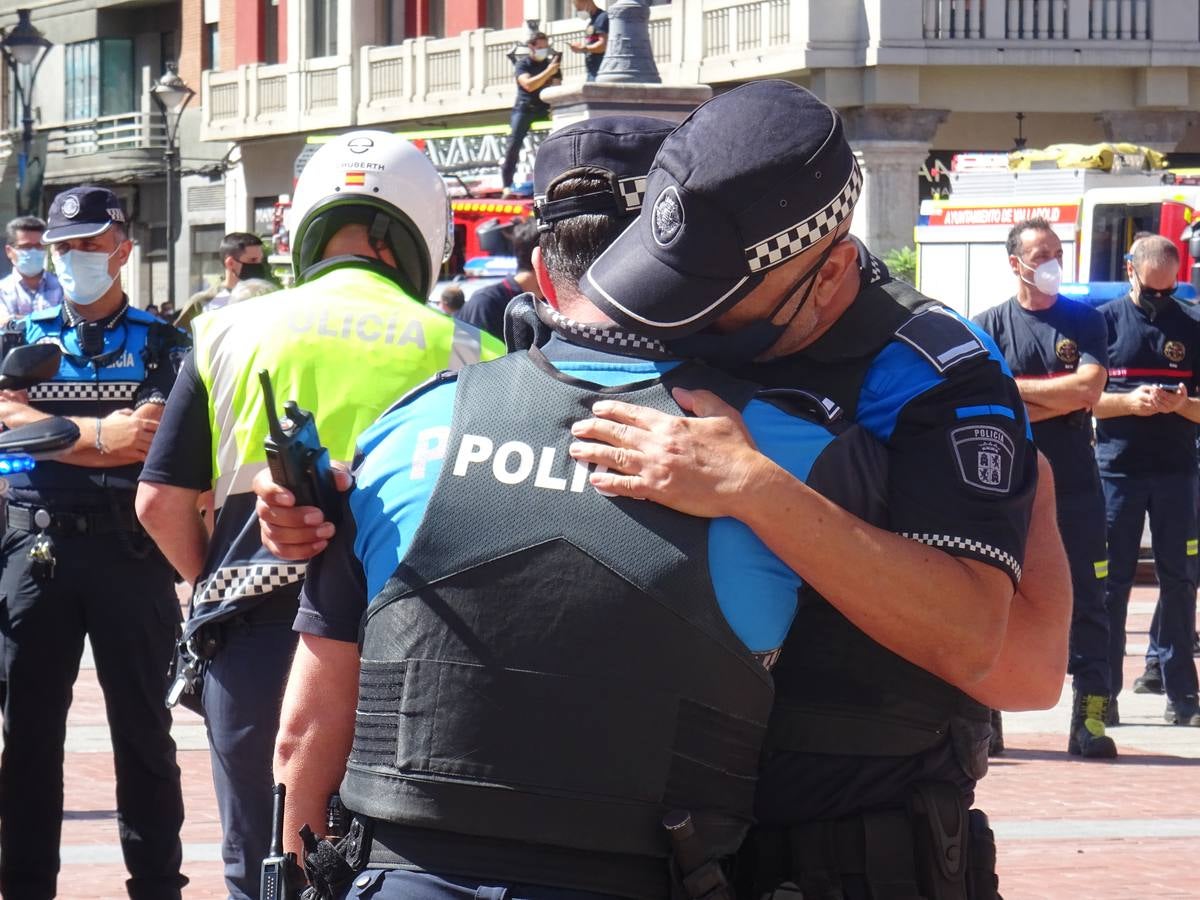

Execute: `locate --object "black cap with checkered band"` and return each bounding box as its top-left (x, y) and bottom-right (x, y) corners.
top-left (580, 81), bottom-right (861, 338)
top-left (43, 186), bottom-right (128, 243)
top-left (533, 115), bottom-right (677, 232)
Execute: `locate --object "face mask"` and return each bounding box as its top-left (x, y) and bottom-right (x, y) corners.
top-left (531, 47), bottom-right (550, 61)
top-left (576, 9), bottom-right (591, 19)
top-left (237, 261), bottom-right (268, 281)
top-left (57, 247), bottom-right (119, 306)
top-left (1018, 257), bottom-right (1062, 296)
top-left (1133, 273), bottom-right (1176, 319)
top-left (13, 248), bottom-right (45, 278)
top-left (667, 238), bottom-right (844, 366)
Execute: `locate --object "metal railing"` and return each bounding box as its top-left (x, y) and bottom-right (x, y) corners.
top-left (427, 48), bottom-right (462, 94)
top-left (210, 80), bottom-right (239, 120)
top-left (45, 112), bottom-right (167, 157)
top-left (306, 67), bottom-right (340, 108)
top-left (370, 56), bottom-right (405, 100)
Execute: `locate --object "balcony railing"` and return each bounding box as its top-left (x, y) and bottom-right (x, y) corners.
top-left (923, 0), bottom-right (1153, 40)
top-left (45, 112), bottom-right (166, 157)
top-left (201, 0), bottom-right (1200, 142)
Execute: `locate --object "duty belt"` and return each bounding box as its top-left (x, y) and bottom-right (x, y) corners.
top-left (7, 502), bottom-right (139, 536)
top-left (355, 819), bottom-right (670, 899)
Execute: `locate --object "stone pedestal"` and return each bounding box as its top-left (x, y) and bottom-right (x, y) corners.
top-left (842, 107), bottom-right (948, 256)
top-left (1097, 110), bottom-right (1195, 154)
top-left (541, 82), bottom-right (712, 132)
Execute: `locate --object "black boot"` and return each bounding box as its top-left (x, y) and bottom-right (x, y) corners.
top-left (1104, 694), bottom-right (1120, 727)
top-left (1132, 659), bottom-right (1164, 694)
top-left (988, 708), bottom-right (1004, 756)
top-left (1068, 692), bottom-right (1118, 758)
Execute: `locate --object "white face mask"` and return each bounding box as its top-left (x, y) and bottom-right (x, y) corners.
top-left (56, 247), bottom-right (121, 306)
top-left (1018, 257), bottom-right (1062, 297)
top-left (575, 8), bottom-right (591, 19)
top-left (531, 47), bottom-right (550, 62)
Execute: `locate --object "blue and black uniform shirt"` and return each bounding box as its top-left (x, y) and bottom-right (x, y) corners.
top-left (974, 296), bottom-right (1107, 493)
top-left (298, 337), bottom-right (889, 663)
top-left (746, 243), bottom-right (1036, 589)
top-left (1096, 294), bottom-right (1200, 477)
top-left (6, 301), bottom-right (187, 509)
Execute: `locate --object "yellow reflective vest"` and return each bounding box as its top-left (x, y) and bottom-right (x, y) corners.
top-left (193, 264), bottom-right (505, 510)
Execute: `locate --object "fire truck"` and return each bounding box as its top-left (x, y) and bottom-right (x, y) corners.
top-left (914, 163), bottom-right (1200, 317)
top-left (273, 124), bottom-right (543, 294)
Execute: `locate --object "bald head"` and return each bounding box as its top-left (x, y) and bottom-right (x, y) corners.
top-left (1130, 235), bottom-right (1179, 288)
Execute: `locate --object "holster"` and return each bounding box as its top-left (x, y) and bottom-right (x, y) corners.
top-left (906, 783), bottom-right (967, 900)
top-left (664, 810), bottom-right (733, 900)
top-left (746, 784), bottom-right (1000, 900)
top-left (299, 817), bottom-right (372, 900)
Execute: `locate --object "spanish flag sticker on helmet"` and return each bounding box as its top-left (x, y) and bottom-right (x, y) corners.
top-left (344, 171), bottom-right (366, 186)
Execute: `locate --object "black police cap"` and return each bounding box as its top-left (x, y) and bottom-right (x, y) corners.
top-left (43, 186), bottom-right (128, 243)
top-left (580, 81), bottom-right (861, 338)
top-left (533, 115), bottom-right (677, 231)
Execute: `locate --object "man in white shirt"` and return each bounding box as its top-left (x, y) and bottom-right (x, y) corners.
top-left (0, 216), bottom-right (62, 321)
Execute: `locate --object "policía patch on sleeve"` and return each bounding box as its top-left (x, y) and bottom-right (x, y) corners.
top-left (948, 422), bottom-right (1015, 494)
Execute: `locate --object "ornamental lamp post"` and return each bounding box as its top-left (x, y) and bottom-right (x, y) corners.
top-left (151, 62), bottom-right (195, 308)
top-left (0, 9), bottom-right (53, 217)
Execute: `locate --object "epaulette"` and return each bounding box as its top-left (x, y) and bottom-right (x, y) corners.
top-left (753, 387), bottom-right (843, 428)
top-left (378, 369), bottom-right (458, 420)
top-left (893, 307), bottom-right (989, 374)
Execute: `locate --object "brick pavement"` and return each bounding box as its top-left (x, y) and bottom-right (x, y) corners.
top-left (43, 584), bottom-right (1199, 898)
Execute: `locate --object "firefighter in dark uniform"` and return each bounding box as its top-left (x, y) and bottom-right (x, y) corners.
top-left (257, 117), bottom-right (896, 900)
top-left (1094, 234), bottom-right (1200, 726)
top-left (0, 187), bottom-right (189, 899)
top-left (570, 82), bottom-right (1069, 899)
top-left (973, 217), bottom-right (1116, 757)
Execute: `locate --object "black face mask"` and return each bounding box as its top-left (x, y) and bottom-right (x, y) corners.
top-left (1133, 273), bottom-right (1176, 319)
top-left (666, 237), bottom-right (844, 366)
top-left (237, 261), bottom-right (269, 282)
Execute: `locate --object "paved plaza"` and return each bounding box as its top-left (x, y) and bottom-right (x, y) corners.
top-left (43, 586), bottom-right (1199, 898)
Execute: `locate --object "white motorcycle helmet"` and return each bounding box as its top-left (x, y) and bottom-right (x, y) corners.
top-left (288, 130), bottom-right (452, 297)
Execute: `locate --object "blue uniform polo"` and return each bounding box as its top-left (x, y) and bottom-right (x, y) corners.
top-left (299, 337), bottom-right (886, 659)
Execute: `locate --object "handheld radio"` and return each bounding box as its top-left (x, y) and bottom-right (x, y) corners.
top-left (260, 370), bottom-right (341, 523)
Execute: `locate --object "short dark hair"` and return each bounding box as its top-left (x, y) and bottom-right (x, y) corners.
top-left (6, 216), bottom-right (45, 246)
top-left (528, 31), bottom-right (549, 45)
top-left (511, 218), bottom-right (539, 273)
top-left (220, 232), bottom-right (263, 261)
top-left (537, 176), bottom-right (626, 288)
top-left (1005, 217), bottom-right (1054, 258)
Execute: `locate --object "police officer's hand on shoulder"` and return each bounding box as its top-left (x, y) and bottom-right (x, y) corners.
top-left (252, 465), bottom-right (351, 560)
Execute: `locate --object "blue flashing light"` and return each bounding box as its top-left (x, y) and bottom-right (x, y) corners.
top-left (0, 454), bottom-right (36, 475)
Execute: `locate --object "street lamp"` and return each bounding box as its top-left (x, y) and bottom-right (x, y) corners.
top-left (0, 9), bottom-right (53, 217)
top-left (151, 62), bottom-right (194, 308)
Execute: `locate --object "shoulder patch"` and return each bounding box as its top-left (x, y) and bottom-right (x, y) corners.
top-left (893, 307), bottom-right (989, 374)
top-left (29, 305), bottom-right (61, 322)
top-left (949, 422), bottom-right (1015, 494)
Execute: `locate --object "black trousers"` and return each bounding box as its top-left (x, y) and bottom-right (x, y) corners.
top-left (0, 527), bottom-right (186, 900)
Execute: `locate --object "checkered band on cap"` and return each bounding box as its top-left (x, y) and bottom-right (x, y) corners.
top-left (618, 176), bottom-right (648, 212)
top-left (744, 162), bottom-right (863, 273)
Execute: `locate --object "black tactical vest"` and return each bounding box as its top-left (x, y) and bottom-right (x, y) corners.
top-left (341, 349), bottom-right (776, 898)
top-left (754, 278), bottom-right (993, 792)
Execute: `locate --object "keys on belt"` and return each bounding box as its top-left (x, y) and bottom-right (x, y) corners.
top-left (26, 509), bottom-right (56, 581)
